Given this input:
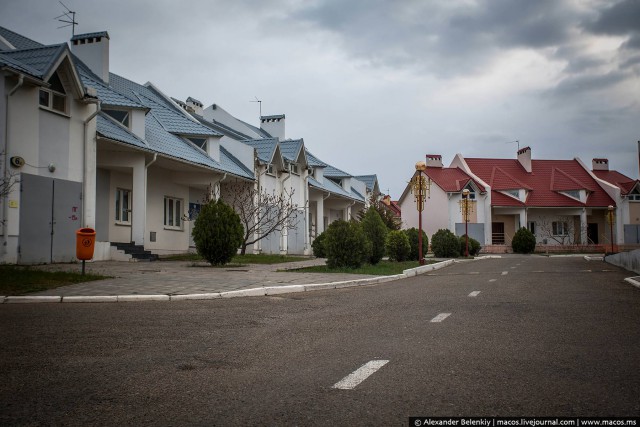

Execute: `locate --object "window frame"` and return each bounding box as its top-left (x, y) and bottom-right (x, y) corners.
top-left (115, 188), bottom-right (132, 225)
top-left (39, 87), bottom-right (68, 115)
top-left (266, 164), bottom-right (275, 176)
top-left (164, 196), bottom-right (184, 230)
top-left (552, 221), bottom-right (569, 236)
top-left (104, 109), bottom-right (131, 128)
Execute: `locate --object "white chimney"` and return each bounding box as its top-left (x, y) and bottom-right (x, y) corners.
top-left (71, 31), bottom-right (110, 83)
top-left (592, 158), bottom-right (609, 171)
top-left (425, 154), bottom-right (443, 168)
top-left (260, 114), bottom-right (285, 140)
top-left (517, 146), bottom-right (532, 173)
top-left (186, 97), bottom-right (204, 116)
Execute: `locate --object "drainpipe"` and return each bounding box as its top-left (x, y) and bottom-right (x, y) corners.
top-left (280, 170), bottom-right (291, 254)
top-left (215, 173), bottom-right (227, 200)
top-left (2, 73), bottom-right (24, 256)
top-left (82, 98), bottom-right (101, 228)
top-left (347, 199), bottom-right (356, 220)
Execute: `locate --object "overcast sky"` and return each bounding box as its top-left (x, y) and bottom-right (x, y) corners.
top-left (1, 0), bottom-right (639, 197)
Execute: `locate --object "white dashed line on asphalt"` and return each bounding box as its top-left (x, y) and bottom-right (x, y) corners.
top-left (533, 270), bottom-right (544, 273)
top-left (332, 360), bottom-right (389, 390)
top-left (430, 313), bottom-right (451, 323)
top-left (489, 279), bottom-right (497, 282)
top-left (502, 271), bottom-right (508, 275)
top-left (510, 266), bottom-right (516, 269)
top-left (468, 291), bottom-right (481, 297)
top-left (470, 272), bottom-right (480, 275)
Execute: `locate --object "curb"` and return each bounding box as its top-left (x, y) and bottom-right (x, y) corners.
top-left (584, 255), bottom-right (604, 261)
top-left (2, 258), bottom-right (489, 304)
top-left (624, 277), bottom-right (640, 290)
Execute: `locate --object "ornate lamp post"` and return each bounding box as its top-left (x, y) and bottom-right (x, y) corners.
top-left (607, 205), bottom-right (615, 253)
top-left (459, 189), bottom-right (474, 257)
top-left (411, 162), bottom-right (430, 265)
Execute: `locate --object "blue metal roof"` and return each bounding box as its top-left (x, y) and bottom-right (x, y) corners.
top-left (0, 43), bottom-right (68, 79)
top-left (76, 61), bottom-right (145, 109)
top-left (280, 139), bottom-right (304, 163)
top-left (192, 113), bottom-right (256, 141)
top-left (355, 175), bottom-right (378, 192)
top-left (0, 27), bottom-right (43, 50)
top-left (308, 176), bottom-right (362, 201)
top-left (324, 164), bottom-right (352, 178)
top-left (350, 186), bottom-right (365, 201)
top-left (220, 146), bottom-right (254, 179)
top-left (0, 51), bottom-right (42, 77)
top-left (305, 150), bottom-right (328, 168)
top-left (97, 112), bottom-right (148, 149)
top-left (243, 138), bottom-right (278, 163)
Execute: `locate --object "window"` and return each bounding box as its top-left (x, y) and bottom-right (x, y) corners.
top-left (504, 189), bottom-right (519, 199)
top-left (115, 188), bottom-right (131, 224)
top-left (187, 137), bottom-right (207, 150)
top-left (561, 190), bottom-right (580, 200)
top-left (104, 109), bottom-right (130, 127)
top-left (39, 72), bottom-right (67, 114)
top-left (289, 162), bottom-right (299, 175)
top-left (629, 194), bottom-right (640, 201)
top-left (266, 164), bottom-right (275, 175)
top-left (552, 221), bottom-right (568, 236)
top-left (528, 221), bottom-right (536, 235)
top-left (164, 196), bottom-right (183, 229)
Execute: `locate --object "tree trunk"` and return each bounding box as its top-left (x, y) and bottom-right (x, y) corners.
top-left (240, 244), bottom-right (247, 255)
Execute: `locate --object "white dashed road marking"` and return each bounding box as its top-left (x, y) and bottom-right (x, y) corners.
top-left (430, 313), bottom-right (451, 323)
top-left (489, 279), bottom-right (497, 282)
top-left (502, 271), bottom-right (508, 276)
top-left (468, 291), bottom-right (481, 297)
top-left (333, 360), bottom-right (389, 390)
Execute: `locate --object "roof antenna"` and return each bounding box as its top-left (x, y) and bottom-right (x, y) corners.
top-left (55, 1), bottom-right (78, 37)
top-left (250, 96), bottom-right (262, 118)
top-left (505, 139), bottom-right (520, 151)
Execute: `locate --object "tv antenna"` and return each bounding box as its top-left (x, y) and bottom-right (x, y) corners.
top-left (55, 1), bottom-right (78, 37)
top-left (505, 139), bottom-right (520, 150)
top-left (250, 96), bottom-right (262, 117)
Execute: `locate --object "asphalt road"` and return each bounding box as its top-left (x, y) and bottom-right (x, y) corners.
top-left (1, 257), bottom-right (639, 426)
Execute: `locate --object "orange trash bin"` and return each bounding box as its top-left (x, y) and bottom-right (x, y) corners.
top-left (76, 228), bottom-right (96, 261)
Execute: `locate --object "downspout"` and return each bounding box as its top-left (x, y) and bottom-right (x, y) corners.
top-left (82, 98), bottom-right (101, 228)
top-left (2, 74), bottom-right (24, 256)
top-left (144, 153), bottom-right (157, 244)
top-left (215, 173), bottom-right (227, 200)
top-left (347, 199), bottom-right (356, 220)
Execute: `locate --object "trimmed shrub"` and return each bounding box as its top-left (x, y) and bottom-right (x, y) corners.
top-left (360, 208), bottom-right (388, 265)
top-left (324, 220), bottom-right (371, 268)
top-left (385, 230), bottom-right (411, 262)
top-left (459, 234), bottom-right (481, 256)
top-left (311, 231), bottom-right (327, 258)
top-left (512, 227), bottom-right (536, 254)
top-left (192, 199), bottom-right (243, 266)
top-left (431, 229), bottom-right (460, 258)
top-left (404, 228), bottom-right (428, 261)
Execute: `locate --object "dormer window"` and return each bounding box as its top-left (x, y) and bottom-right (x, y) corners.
top-left (289, 162), bottom-right (299, 175)
top-left (560, 190), bottom-right (580, 200)
top-left (266, 164), bottom-right (275, 176)
top-left (104, 109), bottom-right (130, 128)
top-left (628, 188), bottom-right (640, 201)
top-left (501, 189), bottom-right (520, 200)
top-left (187, 137), bottom-right (207, 151)
top-left (39, 72), bottom-right (67, 114)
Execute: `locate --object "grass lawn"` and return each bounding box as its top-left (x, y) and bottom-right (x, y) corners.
top-left (0, 265), bottom-right (108, 296)
top-left (162, 252), bottom-right (313, 265)
top-left (284, 260), bottom-right (432, 276)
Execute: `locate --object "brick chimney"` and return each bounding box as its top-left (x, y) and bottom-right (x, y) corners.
top-left (592, 158), bottom-right (609, 171)
top-left (260, 114), bottom-right (285, 140)
top-left (517, 146), bottom-right (532, 173)
top-left (425, 154), bottom-right (443, 168)
top-left (71, 31), bottom-right (110, 83)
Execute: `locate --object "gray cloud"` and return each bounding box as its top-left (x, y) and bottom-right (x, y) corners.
top-left (585, 0), bottom-right (640, 37)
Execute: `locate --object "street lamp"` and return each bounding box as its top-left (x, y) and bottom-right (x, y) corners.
top-left (607, 205), bottom-right (615, 254)
top-left (459, 189), bottom-right (474, 257)
top-left (411, 162), bottom-right (430, 265)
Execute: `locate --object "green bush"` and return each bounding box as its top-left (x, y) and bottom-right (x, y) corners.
top-left (311, 231), bottom-right (327, 258)
top-left (360, 208), bottom-right (388, 265)
top-left (192, 199), bottom-right (243, 266)
top-left (404, 228), bottom-right (428, 261)
top-left (431, 229), bottom-right (460, 258)
top-left (459, 234), bottom-right (481, 256)
top-left (385, 230), bottom-right (411, 262)
top-left (512, 227), bottom-right (536, 254)
top-left (324, 220), bottom-right (371, 268)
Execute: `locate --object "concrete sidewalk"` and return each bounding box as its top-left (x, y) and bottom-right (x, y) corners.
top-left (28, 258), bottom-right (381, 297)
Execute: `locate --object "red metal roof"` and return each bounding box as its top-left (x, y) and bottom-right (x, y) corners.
top-left (593, 170), bottom-right (639, 195)
top-left (465, 158), bottom-right (615, 208)
top-left (422, 166), bottom-right (486, 193)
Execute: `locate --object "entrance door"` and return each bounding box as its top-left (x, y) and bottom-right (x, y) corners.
top-left (19, 174), bottom-right (82, 264)
top-left (492, 222), bottom-right (505, 244)
top-left (587, 223), bottom-right (599, 244)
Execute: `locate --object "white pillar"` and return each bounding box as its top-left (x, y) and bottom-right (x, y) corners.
top-left (132, 158), bottom-right (146, 245)
top-left (317, 196), bottom-right (325, 234)
top-left (580, 208), bottom-right (588, 244)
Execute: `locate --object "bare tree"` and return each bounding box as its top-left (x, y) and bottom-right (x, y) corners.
top-left (536, 216), bottom-right (586, 245)
top-left (222, 181), bottom-right (301, 255)
top-left (0, 151), bottom-right (19, 200)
